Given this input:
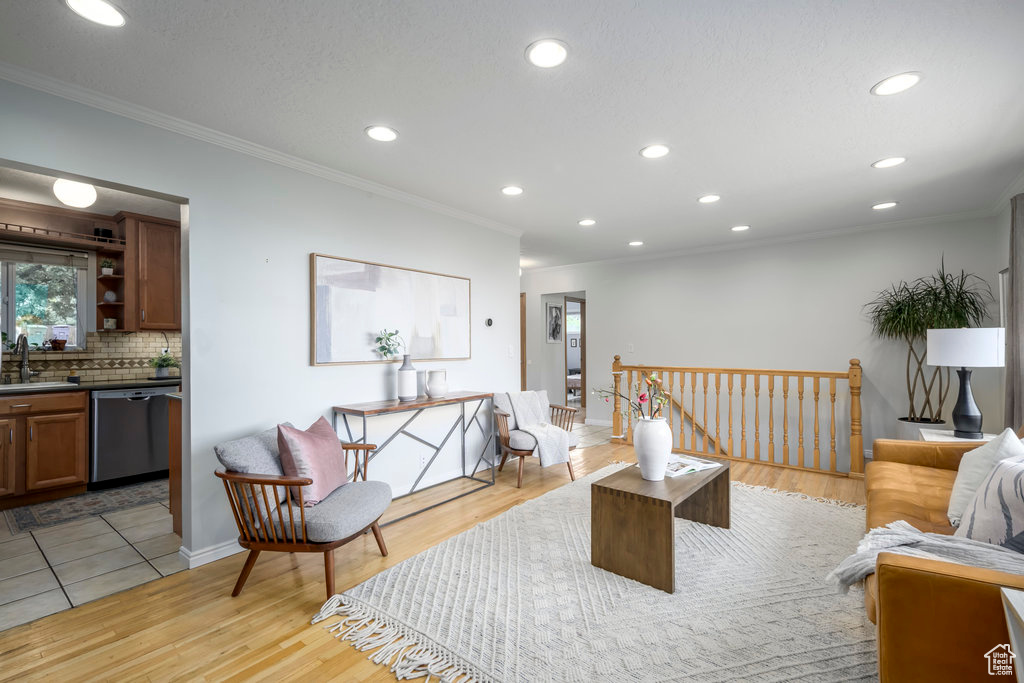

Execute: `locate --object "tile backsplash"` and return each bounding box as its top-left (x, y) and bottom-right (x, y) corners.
top-left (0, 331), bottom-right (182, 384)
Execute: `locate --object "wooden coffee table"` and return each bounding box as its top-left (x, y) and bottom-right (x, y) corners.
top-left (591, 461), bottom-right (730, 593)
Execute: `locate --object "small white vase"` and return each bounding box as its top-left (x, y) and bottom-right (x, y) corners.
top-left (634, 417), bottom-right (672, 481)
top-left (397, 354), bottom-right (418, 401)
top-left (426, 369), bottom-right (448, 398)
top-left (154, 367), bottom-right (169, 378)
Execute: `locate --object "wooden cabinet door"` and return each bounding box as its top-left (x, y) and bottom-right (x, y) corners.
top-left (138, 220), bottom-right (181, 330)
top-left (0, 418), bottom-right (14, 497)
top-left (25, 412), bottom-right (87, 491)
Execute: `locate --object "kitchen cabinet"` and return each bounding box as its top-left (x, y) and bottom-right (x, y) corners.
top-left (0, 391), bottom-right (89, 509)
top-left (117, 212), bottom-right (181, 332)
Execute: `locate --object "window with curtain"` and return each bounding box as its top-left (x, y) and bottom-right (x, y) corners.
top-left (0, 245), bottom-right (89, 350)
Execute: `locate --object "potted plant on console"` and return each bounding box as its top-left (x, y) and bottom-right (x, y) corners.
top-left (148, 352), bottom-right (181, 378)
top-left (375, 329), bottom-right (417, 401)
top-left (596, 372), bottom-right (670, 480)
top-left (865, 260), bottom-right (991, 439)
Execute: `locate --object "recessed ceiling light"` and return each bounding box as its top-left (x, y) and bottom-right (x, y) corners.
top-left (578, 218), bottom-right (596, 227)
top-left (525, 39), bottom-right (568, 68)
top-left (871, 157), bottom-right (906, 169)
top-left (53, 179), bottom-right (97, 208)
top-left (365, 126), bottom-right (398, 142)
top-left (870, 72), bottom-right (922, 96)
top-left (628, 241), bottom-right (644, 247)
top-left (639, 144), bottom-right (670, 159)
top-left (731, 225), bottom-right (750, 232)
top-left (65, 0), bottom-right (125, 27)
top-left (502, 186), bottom-right (524, 196)
top-left (872, 201), bottom-right (898, 210)
top-left (698, 194), bottom-right (721, 204)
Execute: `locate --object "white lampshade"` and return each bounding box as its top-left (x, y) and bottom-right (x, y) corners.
top-left (926, 328), bottom-right (1005, 367)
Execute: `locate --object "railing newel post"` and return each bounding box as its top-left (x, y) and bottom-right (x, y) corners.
top-left (611, 355), bottom-right (623, 443)
top-left (849, 358), bottom-right (864, 477)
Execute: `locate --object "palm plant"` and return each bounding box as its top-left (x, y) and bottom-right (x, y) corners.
top-left (865, 260), bottom-right (992, 422)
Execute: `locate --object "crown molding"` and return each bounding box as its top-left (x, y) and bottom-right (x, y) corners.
top-left (523, 208), bottom-right (994, 276)
top-left (992, 166), bottom-right (1024, 214)
top-left (0, 62), bottom-right (523, 239)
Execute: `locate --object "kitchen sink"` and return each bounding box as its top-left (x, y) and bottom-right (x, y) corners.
top-left (0, 381), bottom-right (79, 393)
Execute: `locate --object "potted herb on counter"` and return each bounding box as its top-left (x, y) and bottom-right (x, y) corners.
top-left (148, 352), bottom-right (181, 378)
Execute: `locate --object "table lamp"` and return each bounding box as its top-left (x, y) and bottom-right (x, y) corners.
top-left (926, 328), bottom-right (1005, 439)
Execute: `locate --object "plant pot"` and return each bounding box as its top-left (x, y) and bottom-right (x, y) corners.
top-left (154, 367), bottom-right (169, 378)
top-left (426, 369), bottom-right (448, 398)
top-left (101, 267), bottom-right (114, 276)
top-left (895, 417), bottom-right (945, 441)
top-left (397, 354), bottom-right (418, 401)
top-left (634, 416), bottom-right (673, 481)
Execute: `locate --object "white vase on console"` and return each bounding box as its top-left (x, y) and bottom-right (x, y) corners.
top-left (633, 416), bottom-right (672, 481)
top-left (426, 369), bottom-right (448, 398)
top-left (397, 354), bottom-right (418, 401)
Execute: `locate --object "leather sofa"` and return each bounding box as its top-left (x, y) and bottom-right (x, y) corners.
top-left (865, 438), bottom-right (1024, 682)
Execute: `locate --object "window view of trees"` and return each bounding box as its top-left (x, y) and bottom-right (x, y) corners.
top-left (10, 263), bottom-right (79, 347)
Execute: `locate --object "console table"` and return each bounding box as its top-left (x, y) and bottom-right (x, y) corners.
top-left (332, 391), bottom-right (495, 524)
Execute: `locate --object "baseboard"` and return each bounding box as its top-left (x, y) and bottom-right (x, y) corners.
top-left (585, 418), bottom-right (613, 427)
top-left (180, 538), bottom-right (243, 569)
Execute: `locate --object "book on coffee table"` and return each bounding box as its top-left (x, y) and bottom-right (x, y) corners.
top-left (658, 455), bottom-right (722, 477)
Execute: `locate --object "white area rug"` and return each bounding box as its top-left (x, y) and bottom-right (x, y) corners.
top-left (314, 465), bottom-right (877, 681)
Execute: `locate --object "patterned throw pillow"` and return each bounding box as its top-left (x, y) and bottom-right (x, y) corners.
top-left (948, 428), bottom-right (1024, 527)
top-left (955, 455), bottom-right (1024, 552)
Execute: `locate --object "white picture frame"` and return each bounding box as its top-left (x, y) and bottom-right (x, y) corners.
top-left (310, 253), bottom-right (471, 365)
top-left (546, 302), bottom-right (563, 344)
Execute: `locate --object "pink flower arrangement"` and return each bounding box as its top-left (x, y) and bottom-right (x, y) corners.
top-left (594, 371), bottom-right (668, 420)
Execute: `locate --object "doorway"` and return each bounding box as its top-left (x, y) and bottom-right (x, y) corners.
top-left (520, 292), bottom-right (526, 390)
top-left (564, 296), bottom-right (586, 415)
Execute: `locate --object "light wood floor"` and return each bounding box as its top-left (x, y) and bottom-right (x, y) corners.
top-left (0, 443), bottom-right (865, 682)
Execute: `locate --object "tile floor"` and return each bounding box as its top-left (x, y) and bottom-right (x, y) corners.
top-left (0, 502), bottom-right (185, 632)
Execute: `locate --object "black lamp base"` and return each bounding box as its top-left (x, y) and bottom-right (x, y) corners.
top-left (951, 367), bottom-right (983, 440)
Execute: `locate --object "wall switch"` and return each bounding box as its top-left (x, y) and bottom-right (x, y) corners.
top-left (627, 343), bottom-right (635, 353)
top-left (527, 359), bottom-right (532, 365)
top-left (507, 344), bottom-right (514, 358)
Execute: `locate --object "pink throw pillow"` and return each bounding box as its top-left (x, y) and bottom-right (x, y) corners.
top-left (277, 417), bottom-right (348, 506)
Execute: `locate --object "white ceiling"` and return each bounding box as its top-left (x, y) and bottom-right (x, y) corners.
top-left (0, 1), bottom-right (1022, 268)
top-left (0, 166), bottom-right (181, 220)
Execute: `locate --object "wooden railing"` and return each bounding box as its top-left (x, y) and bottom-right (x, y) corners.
top-left (610, 356), bottom-right (864, 477)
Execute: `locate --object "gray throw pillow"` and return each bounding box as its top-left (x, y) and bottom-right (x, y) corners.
top-left (214, 423), bottom-right (292, 475)
top-left (948, 428), bottom-right (1024, 527)
top-left (955, 455), bottom-right (1024, 552)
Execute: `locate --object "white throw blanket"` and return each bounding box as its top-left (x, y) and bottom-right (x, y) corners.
top-left (509, 392), bottom-right (570, 467)
top-left (827, 520), bottom-right (1024, 591)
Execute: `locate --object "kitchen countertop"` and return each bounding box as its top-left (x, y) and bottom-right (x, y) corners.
top-left (0, 378), bottom-right (182, 394)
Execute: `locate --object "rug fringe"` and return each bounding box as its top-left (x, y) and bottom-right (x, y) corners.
top-left (313, 596), bottom-right (484, 682)
top-left (731, 481), bottom-right (864, 510)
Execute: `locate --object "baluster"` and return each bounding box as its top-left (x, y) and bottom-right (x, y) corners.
top-left (678, 371), bottom-right (685, 452)
top-left (740, 375), bottom-right (747, 459)
top-left (727, 374), bottom-right (734, 456)
top-left (797, 377), bottom-right (805, 469)
top-left (612, 355), bottom-right (623, 443)
top-left (829, 377), bottom-right (837, 472)
top-left (690, 372), bottom-right (697, 451)
top-left (813, 376), bottom-right (821, 470)
top-left (714, 373), bottom-right (721, 455)
top-left (754, 375), bottom-right (761, 461)
top-left (702, 373), bottom-right (709, 453)
top-left (782, 376), bottom-right (790, 464)
top-left (626, 370), bottom-right (634, 444)
top-left (667, 371), bottom-right (675, 450)
top-left (768, 375), bottom-right (775, 463)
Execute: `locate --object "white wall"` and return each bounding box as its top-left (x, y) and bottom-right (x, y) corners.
top-left (522, 215), bottom-right (1006, 452)
top-left (0, 79), bottom-right (520, 562)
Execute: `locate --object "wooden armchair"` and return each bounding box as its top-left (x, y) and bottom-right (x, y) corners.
top-left (494, 402), bottom-right (578, 488)
top-left (215, 442), bottom-right (389, 600)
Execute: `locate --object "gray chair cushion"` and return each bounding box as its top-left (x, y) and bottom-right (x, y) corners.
top-left (269, 480), bottom-right (393, 543)
top-left (493, 392), bottom-right (515, 429)
top-left (509, 428), bottom-right (579, 451)
top-left (214, 423), bottom-right (293, 475)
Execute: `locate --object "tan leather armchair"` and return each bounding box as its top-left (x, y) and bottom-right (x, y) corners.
top-left (866, 438), bottom-right (1024, 682)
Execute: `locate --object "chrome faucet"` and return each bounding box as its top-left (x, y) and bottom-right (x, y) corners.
top-left (14, 334), bottom-right (39, 384)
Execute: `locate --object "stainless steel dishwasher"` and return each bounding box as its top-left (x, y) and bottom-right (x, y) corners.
top-left (90, 386), bottom-right (176, 487)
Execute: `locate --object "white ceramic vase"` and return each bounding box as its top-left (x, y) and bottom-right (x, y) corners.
top-left (397, 354), bottom-right (418, 401)
top-left (426, 369), bottom-right (448, 398)
top-left (634, 416), bottom-right (672, 481)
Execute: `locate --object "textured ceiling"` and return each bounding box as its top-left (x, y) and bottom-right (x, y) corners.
top-left (0, 1), bottom-right (1022, 268)
top-left (0, 166), bottom-right (181, 220)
